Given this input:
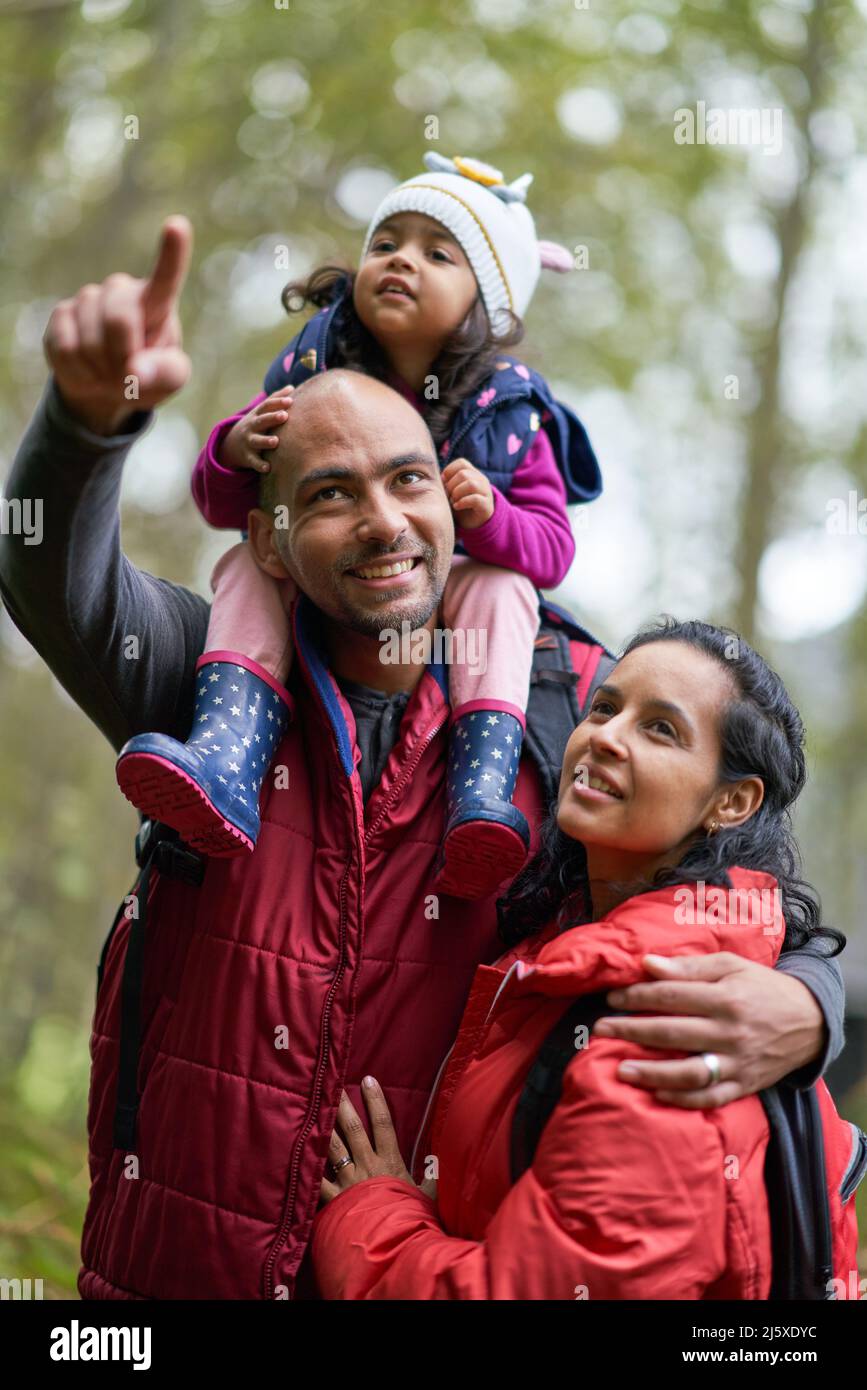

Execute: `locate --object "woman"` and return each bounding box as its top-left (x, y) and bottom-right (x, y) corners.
top-left (310, 618), bottom-right (862, 1299)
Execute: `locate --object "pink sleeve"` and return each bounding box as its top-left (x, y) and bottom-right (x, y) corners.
top-left (455, 428), bottom-right (576, 589)
top-left (191, 392), bottom-right (267, 529)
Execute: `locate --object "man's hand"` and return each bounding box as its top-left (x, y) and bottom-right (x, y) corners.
top-left (593, 952), bottom-right (826, 1108)
top-left (43, 215), bottom-right (193, 436)
top-left (221, 386), bottom-right (296, 473)
top-left (442, 457), bottom-right (495, 529)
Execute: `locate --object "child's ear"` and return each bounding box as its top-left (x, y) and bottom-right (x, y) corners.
top-left (246, 508), bottom-right (294, 580)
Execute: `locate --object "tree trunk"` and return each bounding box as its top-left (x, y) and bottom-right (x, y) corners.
top-left (733, 0), bottom-right (830, 641)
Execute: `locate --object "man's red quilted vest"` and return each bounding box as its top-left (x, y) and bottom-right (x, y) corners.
top-left (78, 603), bottom-right (561, 1300)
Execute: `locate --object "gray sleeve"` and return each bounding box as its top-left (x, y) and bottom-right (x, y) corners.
top-left (0, 379), bottom-right (210, 753)
top-left (774, 941), bottom-right (846, 1089)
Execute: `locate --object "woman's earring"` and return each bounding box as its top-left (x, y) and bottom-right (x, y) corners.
top-left (707, 819), bottom-right (720, 836)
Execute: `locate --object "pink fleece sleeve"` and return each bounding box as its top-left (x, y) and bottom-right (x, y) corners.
top-left (191, 392), bottom-right (267, 529)
top-left (455, 428), bottom-right (576, 590)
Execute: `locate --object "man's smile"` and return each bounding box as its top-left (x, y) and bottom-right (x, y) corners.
top-left (343, 553), bottom-right (424, 589)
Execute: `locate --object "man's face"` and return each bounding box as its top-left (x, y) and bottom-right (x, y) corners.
top-left (250, 373), bottom-right (455, 637)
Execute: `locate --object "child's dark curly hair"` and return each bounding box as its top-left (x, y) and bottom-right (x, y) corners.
top-left (281, 263), bottom-right (525, 450)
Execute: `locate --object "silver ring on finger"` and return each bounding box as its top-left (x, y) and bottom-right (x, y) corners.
top-left (332, 1155), bottom-right (354, 1173)
top-left (700, 1052), bottom-right (722, 1087)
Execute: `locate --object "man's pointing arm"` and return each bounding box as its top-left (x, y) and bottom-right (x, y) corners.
top-left (0, 218), bottom-right (209, 751)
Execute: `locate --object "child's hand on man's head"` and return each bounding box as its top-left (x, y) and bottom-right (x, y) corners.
top-left (441, 457), bottom-right (495, 529)
top-left (220, 385), bottom-right (295, 472)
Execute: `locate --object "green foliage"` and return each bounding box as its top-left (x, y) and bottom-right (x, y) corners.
top-left (0, 1088), bottom-right (89, 1298)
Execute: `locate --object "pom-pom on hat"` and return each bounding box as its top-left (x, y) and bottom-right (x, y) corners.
top-left (360, 152), bottom-right (574, 338)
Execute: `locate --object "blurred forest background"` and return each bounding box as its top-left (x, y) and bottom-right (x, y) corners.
top-left (1, 0), bottom-right (866, 1295)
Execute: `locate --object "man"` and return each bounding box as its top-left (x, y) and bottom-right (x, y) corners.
top-left (0, 218), bottom-right (845, 1300)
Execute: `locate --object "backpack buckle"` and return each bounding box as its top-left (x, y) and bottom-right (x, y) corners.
top-left (530, 668), bottom-right (579, 687)
top-left (135, 818), bottom-right (206, 886)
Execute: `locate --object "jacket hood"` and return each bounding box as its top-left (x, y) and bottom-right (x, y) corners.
top-left (511, 867), bottom-right (785, 999)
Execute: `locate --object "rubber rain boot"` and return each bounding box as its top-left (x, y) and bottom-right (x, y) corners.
top-left (115, 656), bottom-right (292, 856)
top-left (432, 709), bottom-right (530, 900)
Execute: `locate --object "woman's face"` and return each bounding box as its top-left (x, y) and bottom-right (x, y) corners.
top-left (353, 211), bottom-right (479, 355)
top-left (557, 641), bottom-right (762, 881)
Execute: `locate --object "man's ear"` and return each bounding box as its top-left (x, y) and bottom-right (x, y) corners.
top-left (247, 507), bottom-right (294, 579)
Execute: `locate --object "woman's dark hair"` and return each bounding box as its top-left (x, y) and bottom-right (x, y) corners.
top-left (497, 616), bottom-right (844, 957)
top-left (280, 262), bottom-right (525, 449)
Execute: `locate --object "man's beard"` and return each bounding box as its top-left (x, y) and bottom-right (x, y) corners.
top-left (331, 540), bottom-right (445, 637)
top-left (337, 591), bottom-right (440, 638)
top-left (275, 534), bottom-right (449, 638)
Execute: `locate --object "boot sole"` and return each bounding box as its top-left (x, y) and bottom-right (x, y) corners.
top-left (116, 752), bottom-right (255, 858)
top-left (434, 819), bottom-right (528, 900)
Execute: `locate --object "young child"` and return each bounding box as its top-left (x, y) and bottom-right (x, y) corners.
top-left (116, 152), bottom-right (602, 899)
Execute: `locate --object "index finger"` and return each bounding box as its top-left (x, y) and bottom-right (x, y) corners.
top-left (142, 215), bottom-right (193, 323)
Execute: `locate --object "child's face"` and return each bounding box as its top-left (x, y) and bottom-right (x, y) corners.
top-left (353, 211), bottom-right (479, 361)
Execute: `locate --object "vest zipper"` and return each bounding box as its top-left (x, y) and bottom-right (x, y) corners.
top-left (364, 711), bottom-right (447, 841)
top-left (263, 691), bottom-right (444, 1294)
top-left (262, 846), bottom-right (354, 1299)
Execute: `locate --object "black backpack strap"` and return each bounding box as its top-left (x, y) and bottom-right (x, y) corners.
top-left (111, 821), bottom-right (206, 1153)
top-left (510, 992), bottom-right (625, 1183)
top-left (524, 606), bottom-right (616, 809)
top-left (759, 1086), bottom-right (834, 1300)
top-left (511, 996), bottom-right (836, 1300)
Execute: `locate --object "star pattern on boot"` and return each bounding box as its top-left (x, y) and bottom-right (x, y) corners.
top-left (447, 710), bottom-right (523, 802)
top-left (187, 664), bottom-right (289, 799)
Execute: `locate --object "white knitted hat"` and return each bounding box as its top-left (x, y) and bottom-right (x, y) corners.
top-left (360, 152), bottom-right (573, 338)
